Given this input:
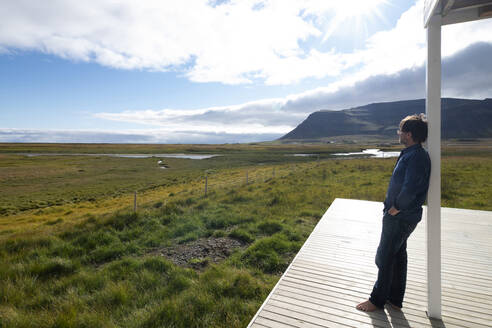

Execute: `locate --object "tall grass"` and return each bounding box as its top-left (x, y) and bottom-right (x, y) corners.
top-left (0, 144), bottom-right (490, 327)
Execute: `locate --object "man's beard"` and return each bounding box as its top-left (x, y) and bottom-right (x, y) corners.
top-left (399, 135), bottom-right (408, 146)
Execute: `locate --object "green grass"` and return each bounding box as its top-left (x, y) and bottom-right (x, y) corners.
top-left (0, 143), bottom-right (367, 216)
top-left (0, 143), bottom-right (491, 327)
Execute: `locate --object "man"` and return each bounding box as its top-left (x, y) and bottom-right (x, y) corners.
top-left (356, 114), bottom-right (431, 312)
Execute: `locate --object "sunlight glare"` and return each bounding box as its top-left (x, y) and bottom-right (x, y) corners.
top-left (310, 0), bottom-right (389, 41)
top-left (334, 0), bottom-right (388, 19)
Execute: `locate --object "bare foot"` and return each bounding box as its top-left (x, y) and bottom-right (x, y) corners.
top-left (356, 300), bottom-right (379, 312)
top-left (386, 301), bottom-right (402, 311)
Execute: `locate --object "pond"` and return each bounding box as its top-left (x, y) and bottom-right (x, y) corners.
top-left (333, 149), bottom-right (400, 158)
top-left (289, 154), bottom-right (317, 157)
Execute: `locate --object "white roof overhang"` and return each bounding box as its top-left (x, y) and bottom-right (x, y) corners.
top-left (424, 0), bottom-right (492, 27)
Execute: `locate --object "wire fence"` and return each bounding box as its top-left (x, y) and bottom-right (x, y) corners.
top-left (130, 162), bottom-right (318, 212)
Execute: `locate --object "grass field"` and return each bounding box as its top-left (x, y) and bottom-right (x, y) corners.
top-left (0, 142), bottom-right (490, 327)
top-left (0, 142), bottom-right (369, 216)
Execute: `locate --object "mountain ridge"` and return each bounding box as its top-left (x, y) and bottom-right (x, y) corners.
top-left (280, 98), bottom-right (492, 140)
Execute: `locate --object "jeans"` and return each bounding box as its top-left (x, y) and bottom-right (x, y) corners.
top-left (369, 213), bottom-right (417, 309)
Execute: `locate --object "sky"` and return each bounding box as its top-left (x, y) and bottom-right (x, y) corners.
top-left (1, 0), bottom-right (492, 144)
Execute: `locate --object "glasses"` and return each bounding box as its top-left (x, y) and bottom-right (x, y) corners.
top-left (397, 129), bottom-right (409, 135)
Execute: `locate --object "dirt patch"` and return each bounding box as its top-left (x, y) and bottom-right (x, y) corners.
top-left (151, 237), bottom-right (245, 270)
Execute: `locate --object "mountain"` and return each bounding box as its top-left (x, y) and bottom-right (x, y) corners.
top-left (280, 98), bottom-right (492, 141)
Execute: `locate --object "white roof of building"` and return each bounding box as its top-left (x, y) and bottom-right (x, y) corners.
top-left (425, 0), bottom-right (492, 27)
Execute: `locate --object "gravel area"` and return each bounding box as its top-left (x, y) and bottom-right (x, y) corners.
top-left (151, 237), bottom-right (246, 270)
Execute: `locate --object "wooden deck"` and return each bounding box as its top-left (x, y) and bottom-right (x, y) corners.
top-left (248, 198), bottom-right (492, 328)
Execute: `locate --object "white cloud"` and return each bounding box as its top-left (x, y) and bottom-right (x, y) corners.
top-left (0, 128), bottom-right (279, 144)
top-left (0, 0), bottom-right (322, 84)
top-left (0, 0), bottom-right (411, 86)
top-left (4, 38), bottom-right (492, 144)
top-left (2, 0), bottom-right (492, 144)
top-left (94, 41), bottom-right (492, 136)
top-left (2, 0), bottom-right (492, 86)
top-left (323, 0), bottom-right (492, 91)
top-left (94, 98), bottom-right (302, 134)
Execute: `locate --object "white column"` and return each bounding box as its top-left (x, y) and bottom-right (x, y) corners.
top-left (425, 14), bottom-right (442, 320)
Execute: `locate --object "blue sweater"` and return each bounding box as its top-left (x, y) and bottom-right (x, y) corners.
top-left (383, 143), bottom-right (431, 223)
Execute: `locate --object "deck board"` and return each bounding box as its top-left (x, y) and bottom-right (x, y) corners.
top-left (248, 198), bottom-right (492, 328)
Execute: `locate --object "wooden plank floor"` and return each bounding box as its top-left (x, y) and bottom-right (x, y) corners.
top-left (248, 198), bottom-right (492, 328)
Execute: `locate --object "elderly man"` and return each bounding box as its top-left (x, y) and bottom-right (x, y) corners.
top-left (357, 114), bottom-right (431, 312)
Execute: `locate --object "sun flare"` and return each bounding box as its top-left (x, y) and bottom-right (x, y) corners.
top-left (333, 0), bottom-right (388, 19)
top-left (307, 0), bottom-right (389, 41)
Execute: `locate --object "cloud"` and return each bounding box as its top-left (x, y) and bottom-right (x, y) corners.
top-left (94, 98), bottom-right (304, 134)
top-left (3, 1), bottom-right (492, 143)
top-left (441, 42), bottom-right (492, 98)
top-left (0, 129), bottom-right (154, 143)
top-left (0, 0), bottom-right (329, 85)
top-left (5, 0), bottom-right (491, 86)
top-left (320, 1), bottom-right (492, 91)
top-left (94, 41), bottom-right (492, 135)
top-left (4, 39), bottom-right (491, 144)
top-left (0, 128), bottom-right (280, 144)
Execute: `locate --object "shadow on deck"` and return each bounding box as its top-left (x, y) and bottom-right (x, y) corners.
top-left (248, 198), bottom-right (492, 328)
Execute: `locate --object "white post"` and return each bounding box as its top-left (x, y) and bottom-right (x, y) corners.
top-left (425, 14), bottom-right (442, 320)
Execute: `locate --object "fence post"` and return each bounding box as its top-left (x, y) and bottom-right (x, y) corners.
top-left (246, 171), bottom-right (248, 185)
top-left (273, 168), bottom-right (275, 178)
top-left (205, 176), bottom-right (208, 196)
top-left (133, 191), bottom-right (137, 213)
